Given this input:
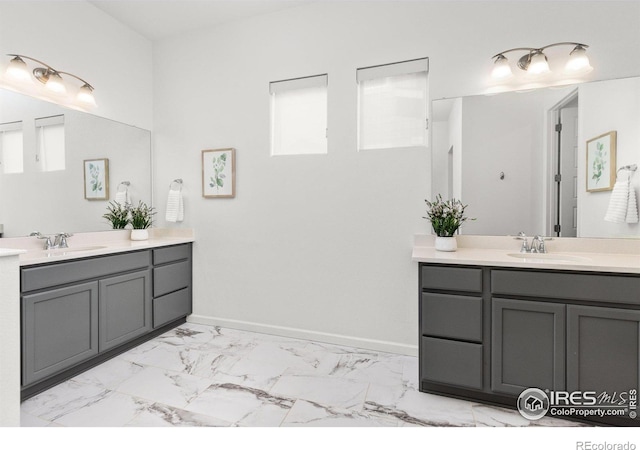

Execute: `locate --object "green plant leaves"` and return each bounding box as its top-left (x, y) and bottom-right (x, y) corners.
top-left (423, 194), bottom-right (474, 237)
top-left (103, 201), bottom-right (155, 230)
top-left (211, 154), bottom-right (227, 190)
top-left (102, 201), bottom-right (129, 229)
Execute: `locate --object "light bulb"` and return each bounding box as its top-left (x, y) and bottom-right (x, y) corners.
top-left (527, 51), bottom-right (550, 75)
top-left (45, 71), bottom-right (66, 94)
top-left (565, 45), bottom-right (593, 74)
top-left (491, 55), bottom-right (513, 79)
top-left (77, 84), bottom-right (97, 106)
top-left (5, 56), bottom-right (31, 82)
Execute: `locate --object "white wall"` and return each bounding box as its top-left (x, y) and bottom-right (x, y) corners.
top-left (0, 1), bottom-right (153, 130)
top-left (431, 121), bottom-right (449, 198)
top-left (0, 90), bottom-right (151, 237)
top-left (450, 98), bottom-right (463, 201)
top-left (153, 1), bottom-right (640, 354)
top-left (460, 93), bottom-right (542, 235)
top-left (2, 0), bottom-right (638, 355)
top-left (578, 77), bottom-right (640, 238)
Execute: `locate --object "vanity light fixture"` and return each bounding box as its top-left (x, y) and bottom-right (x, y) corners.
top-left (4, 54), bottom-right (96, 106)
top-left (491, 42), bottom-right (592, 80)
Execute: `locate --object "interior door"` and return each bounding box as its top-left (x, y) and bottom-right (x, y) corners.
top-left (559, 107), bottom-right (578, 237)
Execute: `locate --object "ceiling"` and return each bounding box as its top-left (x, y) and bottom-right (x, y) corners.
top-left (89, 0), bottom-right (315, 41)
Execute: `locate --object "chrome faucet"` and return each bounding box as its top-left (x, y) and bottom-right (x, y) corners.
top-left (30, 231), bottom-right (54, 249)
top-left (514, 232), bottom-right (530, 253)
top-left (54, 232), bottom-right (72, 249)
top-left (530, 235), bottom-right (548, 253)
top-left (514, 232), bottom-right (551, 253)
top-left (29, 231), bottom-right (72, 249)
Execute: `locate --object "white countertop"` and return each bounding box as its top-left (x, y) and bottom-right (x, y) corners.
top-left (0, 229), bottom-right (194, 266)
top-left (412, 235), bottom-right (640, 274)
top-left (0, 248), bottom-right (26, 258)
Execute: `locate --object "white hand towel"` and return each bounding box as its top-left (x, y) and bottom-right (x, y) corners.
top-left (115, 190), bottom-right (128, 205)
top-left (626, 186), bottom-right (639, 223)
top-left (165, 188), bottom-right (184, 223)
top-left (604, 179), bottom-right (630, 223)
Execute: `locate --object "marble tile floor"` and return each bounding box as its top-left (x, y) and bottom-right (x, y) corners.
top-left (20, 323), bottom-right (583, 427)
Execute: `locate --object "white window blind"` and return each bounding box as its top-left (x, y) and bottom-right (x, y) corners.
top-left (0, 121), bottom-right (24, 174)
top-left (270, 74), bottom-right (328, 156)
top-left (357, 58), bottom-right (429, 151)
top-left (35, 115), bottom-right (65, 172)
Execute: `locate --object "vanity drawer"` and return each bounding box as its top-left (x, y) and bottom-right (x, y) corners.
top-left (421, 265), bottom-right (482, 293)
top-left (153, 244), bottom-right (191, 265)
top-left (153, 260), bottom-right (191, 297)
top-left (153, 287), bottom-right (192, 328)
top-left (421, 337), bottom-right (483, 390)
top-left (22, 250), bottom-right (151, 292)
top-left (491, 270), bottom-right (640, 305)
top-left (421, 293), bottom-right (482, 342)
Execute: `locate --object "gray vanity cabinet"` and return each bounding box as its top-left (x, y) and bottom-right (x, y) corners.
top-left (21, 245), bottom-right (192, 397)
top-left (152, 244), bottom-right (192, 328)
top-left (419, 262), bottom-right (640, 426)
top-left (567, 305), bottom-right (640, 395)
top-left (491, 298), bottom-right (566, 395)
top-left (99, 269), bottom-right (152, 352)
top-left (22, 282), bottom-right (99, 386)
top-left (419, 265), bottom-right (484, 390)
top-left (21, 251), bottom-right (151, 387)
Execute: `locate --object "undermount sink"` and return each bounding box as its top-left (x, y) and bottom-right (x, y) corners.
top-left (45, 245), bottom-right (107, 255)
top-left (506, 252), bottom-right (592, 263)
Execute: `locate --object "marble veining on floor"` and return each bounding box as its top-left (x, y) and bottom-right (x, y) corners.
top-left (20, 323), bottom-right (582, 427)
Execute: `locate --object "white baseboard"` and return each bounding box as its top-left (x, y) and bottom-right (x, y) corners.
top-left (187, 314), bottom-right (418, 357)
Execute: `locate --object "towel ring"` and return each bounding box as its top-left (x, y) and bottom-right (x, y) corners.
top-left (617, 164), bottom-right (638, 180)
top-left (617, 164), bottom-right (637, 174)
top-left (117, 181), bottom-right (130, 192)
top-left (170, 178), bottom-right (183, 191)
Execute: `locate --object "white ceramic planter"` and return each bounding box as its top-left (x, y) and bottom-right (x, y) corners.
top-left (435, 236), bottom-right (457, 252)
top-left (130, 229), bottom-right (149, 241)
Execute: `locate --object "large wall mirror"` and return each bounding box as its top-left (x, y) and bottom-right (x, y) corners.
top-left (431, 76), bottom-right (640, 239)
top-left (0, 88), bottom-right (151, 238)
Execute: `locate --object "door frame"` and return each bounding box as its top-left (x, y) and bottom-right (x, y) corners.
top-left (545, 89), bottom-right (579, 237)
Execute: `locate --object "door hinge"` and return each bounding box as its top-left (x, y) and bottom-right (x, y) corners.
top-left (555, 123), bottom-right (563, 132)
top-left (425, 118), bottom-right (429, 130)
top-left (555, 174), bottom-right (562, 182)
top-left (554, 224), bottom-right (561, 233)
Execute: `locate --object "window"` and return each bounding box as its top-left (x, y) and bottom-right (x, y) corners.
top-left (357, 58), bottom-right (429, 151)
top-left (35, 115), bottom-right (65, 172)
top-left (0, 121), bottom-right (24, 174)
top-left (270, 74), bottom-right (328, 156)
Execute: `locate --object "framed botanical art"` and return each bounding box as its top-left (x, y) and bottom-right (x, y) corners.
top-left (586, 131), bottom-right (616, 192)
top-left (83, 158), bottom-right (109, 200)
top-left (202, 148), bottom-right (236, 198)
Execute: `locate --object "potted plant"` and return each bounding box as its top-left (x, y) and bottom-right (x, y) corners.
top-left (129, 201), bottom-right (156, 241)
top-left (423, 194), bottom-right (473, 251)
top-left (102, 201), bottom-right (130, 229)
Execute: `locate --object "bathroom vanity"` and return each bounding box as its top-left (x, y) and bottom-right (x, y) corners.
top-left (413, 236), bottom-right (640, 426)
top-left (17, 234), bottom-right (193, 399)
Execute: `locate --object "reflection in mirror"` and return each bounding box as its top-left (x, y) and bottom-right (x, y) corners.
top-left (0, 88), bottom-right (151, 237)
top-left (431, 77), bottom-right (640, 239)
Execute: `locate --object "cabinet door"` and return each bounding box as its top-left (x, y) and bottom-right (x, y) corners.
top-left (153, 287), bottom-right (192, 329)
top-left (491, 298), bottom-right (566, 395)
top-left (22, 282), bottom-right (99, 386)
top-left (421, 337), bottom-right (483, 390)
top-left (99, 269), bottom-right (152, 352)
top-left (567, 305), bottom-right (640, 394)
